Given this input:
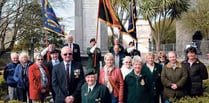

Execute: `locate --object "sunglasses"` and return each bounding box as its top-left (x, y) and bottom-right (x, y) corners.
top-left (63, 53), bottom-right (72, 56)
top-left (159, 56), bottom-right (165, 58)
top-left (37, 59), bottom-right (43, 61)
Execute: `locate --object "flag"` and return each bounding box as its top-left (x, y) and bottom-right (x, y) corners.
top-left (98, 0), bottom-right (126, 33)
top-left (128, 0), bottom-right (137, 40)
top-left (41, 0), bottom-right (65, 36)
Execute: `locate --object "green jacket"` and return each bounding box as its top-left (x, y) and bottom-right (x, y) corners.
top-left (124, 70), bottom-right (150, 103)
top-left (161, 62), bottom-right (188, 99)
top-left (81, 83), bottom-right (111, 103)
top-left (86, 47), bottom-right (101, 72)
top-left (142, 63), bottom-right (163, 103)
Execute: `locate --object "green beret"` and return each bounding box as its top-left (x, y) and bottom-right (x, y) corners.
top-left (84, 69), bottom-right (96, 77)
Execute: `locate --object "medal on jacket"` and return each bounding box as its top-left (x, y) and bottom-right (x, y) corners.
top-left (140, 79), bottom-right (145, 85)
top-left (84, 93), bottom-right (88, 96)
top-left (74, 69), bottom-right (80, 78)
top-left (95, 98), bottom-right (101, 103)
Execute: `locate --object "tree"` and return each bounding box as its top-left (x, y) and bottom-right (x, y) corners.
top-left (13, 1), bottom-right (44, 52)
top-left (154, 19), bottom-right (176, 44)
top-left (138, 0), bottom-right (190, 51)
top-left (0, 0), bottom-right (35, 55)
top-left (0, 0), bottom-right (64, 57)
top-left (181, 0), bottom-right (209, 39)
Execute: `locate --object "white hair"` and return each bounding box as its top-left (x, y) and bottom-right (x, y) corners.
top-left (10, 52), bottom-right (19, 59)
top-left (132, 55), bottom-right (143, 65)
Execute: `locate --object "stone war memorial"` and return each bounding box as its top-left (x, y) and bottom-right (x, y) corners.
top-left (74, 0), bottom-right (108, 55)
top-left (73, 0), bottom-right (151, 56)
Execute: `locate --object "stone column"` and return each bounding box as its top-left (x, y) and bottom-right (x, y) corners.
top-left (75, 0), bottom-right (108, 55)
top-left (74, 0), bottom-right (84, 52)
top-left (176, 20), bottom-right (194, 57)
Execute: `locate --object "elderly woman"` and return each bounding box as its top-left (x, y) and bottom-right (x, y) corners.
top-left (13, 51), bottom-right (33, 102)
top-left (157, 51), bottom-right (169, 67)
top-left (141, 52), bottom-right (163, 103)
top-left (124, 56), bottom-right (150, 103)
top-left (28, 54), bottom-right (50, 103)
top-left (161, 51), bottom-right (188, 102)
top-left (99, 53), bottom-right (124, 103)
top-left (120, 56), bottom-right (133, 79)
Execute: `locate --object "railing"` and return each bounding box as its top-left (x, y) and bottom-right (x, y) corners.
top-left (151, 40), bottom-right (209, 66)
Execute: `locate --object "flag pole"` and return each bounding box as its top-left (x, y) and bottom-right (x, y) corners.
top-left (45, 31), bottom-right (49, 47)
top-left (93, 0), bottom-right (101, 71)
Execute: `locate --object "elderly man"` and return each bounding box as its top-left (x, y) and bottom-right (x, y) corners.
top-left (4, 52), bottom-right (20, 100)
top-left (112, 45), bottom-right (125, 68)
top-left (81, 69), bottom-right (111, 103)
top-left (52, 46), bottom-right (84, 103)
top-left (109, 38), bottom-right (124, 54)
top-left (63, 35), bottom-right (81, 62)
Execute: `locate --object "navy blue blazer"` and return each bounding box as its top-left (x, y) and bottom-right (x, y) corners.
top-left (63, 43), bottom-right (81, 62)
top-left (52, 61), bottom-right (84, 103)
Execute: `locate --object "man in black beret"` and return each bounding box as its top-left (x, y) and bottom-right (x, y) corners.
top-left (81, 69), bottom-right (111, 103)
top-left (86, 38), bottom-right (102, 77)
top-left (44, 49), bottom-right (62, 102)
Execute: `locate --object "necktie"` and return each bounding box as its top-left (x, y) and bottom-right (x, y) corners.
top-left (88, 88), bottom-right (92, 94)
top-left (66, 63), bottom-right (70, 83)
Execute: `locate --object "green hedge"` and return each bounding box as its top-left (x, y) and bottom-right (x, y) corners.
top-left (170, 80), bottom-right (209, 103)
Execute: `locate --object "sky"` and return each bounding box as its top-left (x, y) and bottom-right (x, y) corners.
top-left (49, 0), bottom-right (74, 34)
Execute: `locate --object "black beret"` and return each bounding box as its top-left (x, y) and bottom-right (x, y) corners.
top-left (50, 49), bottom-right (59, 54)
top-left (84, 69), bottom-right (96, 77)
top-left (90, 38), bottom-right (96, 43)
top-left (129, 41), bottom-right (134, 46)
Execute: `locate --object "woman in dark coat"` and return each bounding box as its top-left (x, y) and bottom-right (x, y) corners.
top-left (182, 47), bottom-right (208, 96)
top-left (13, 52), bottom-right (33, 102)
top-left (124, 56), bottom-right (150, 103)
top-left (141, 53), bottom-right (163, 103)
top-left (161, 51), bottom-right (188, 102)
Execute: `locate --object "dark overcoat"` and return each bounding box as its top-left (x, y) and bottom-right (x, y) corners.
top-left (181, 59), bottom-right (208, 96)
top-left (161, 62), bottom-right (188, 99)
top-left (81, 83), bottom-right (111, 103)
top-left (141, 63), bottom-right (163, 103)
top-left (52, 61), bottom-right (84, 103)
top-left (86, 47), bottom-right (102, 74)
top-left (124, 70), bottom-right (150, 103)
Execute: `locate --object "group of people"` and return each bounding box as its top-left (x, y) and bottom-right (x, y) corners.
top-left (3, 35), bottom-right (208, 103)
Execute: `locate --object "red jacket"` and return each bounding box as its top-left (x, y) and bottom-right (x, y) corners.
top-left (99, 67), bottom-right (124, 103)
top-left (28, 63), bottom-right (50, 100)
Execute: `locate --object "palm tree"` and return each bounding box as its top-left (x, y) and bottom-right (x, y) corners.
top-left (138, 0), bottom-right (190, 52)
